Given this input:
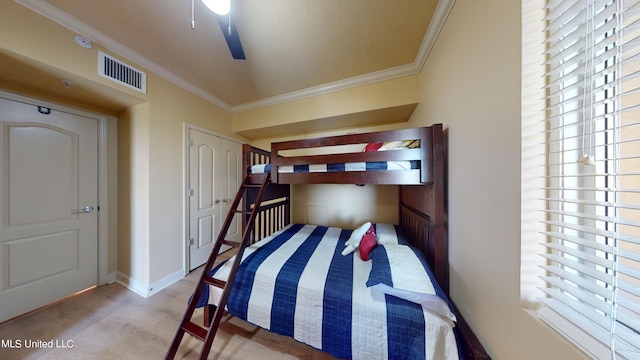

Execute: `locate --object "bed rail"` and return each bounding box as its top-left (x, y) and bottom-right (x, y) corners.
top-left (269, 127), bottom-right (434, 185)
top-left (250, 198), bottom-right (290, 244)
top-left (242, 144), bottom-right (291, 243)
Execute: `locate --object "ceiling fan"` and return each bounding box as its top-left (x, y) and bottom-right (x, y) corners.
top-left (199, 0), bottom-right (246, 60)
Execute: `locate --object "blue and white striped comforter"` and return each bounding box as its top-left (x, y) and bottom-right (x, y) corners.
top-left (201, 224), bottom-right (459, 360)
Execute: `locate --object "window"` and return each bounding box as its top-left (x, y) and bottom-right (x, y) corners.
top-left (522, 0), bottom-right (640, 359)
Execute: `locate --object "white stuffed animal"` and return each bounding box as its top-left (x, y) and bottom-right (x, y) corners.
top-left (341, 222), bottom-right (371, 256)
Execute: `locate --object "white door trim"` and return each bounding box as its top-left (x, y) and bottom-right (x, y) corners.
top-left (0, 90), bottom-right (115, 285)
top-left (182, 123), bottom-right (243, 275)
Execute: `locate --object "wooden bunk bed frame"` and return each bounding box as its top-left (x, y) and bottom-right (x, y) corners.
top-left (239, 124), bottom-right (490, 360)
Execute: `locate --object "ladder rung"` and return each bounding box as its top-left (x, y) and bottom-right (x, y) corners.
top-left (202, 275), bottom-right (227, 289)
top-left (232, 209), bottom-right (251, 214)
top-left (243, 184), bottom-right (262, 188)
top-left (221, 239), bottom-right (241, 248)
top-left (182, 321), bottom-right (207, 341)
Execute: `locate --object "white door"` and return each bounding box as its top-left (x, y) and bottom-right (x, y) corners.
top-left (187, 130), bottom-right (242, 271)
top-left (220, 138), bottom-right (242, 244)
top-left (0, 97), bottom-right (98, 323)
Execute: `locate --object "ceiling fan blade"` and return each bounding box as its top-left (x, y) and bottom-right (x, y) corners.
top-left (216, 13), bottom-right (245, 60)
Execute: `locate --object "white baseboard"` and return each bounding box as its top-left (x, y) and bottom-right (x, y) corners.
top-left (106, 272), bottom-right (117, 284)
top-left (116, 269), bottom-right (184, 298)
top-left (147, 269), bottom-right (185, 297)
top-left (115, 272), bottom-right (148, 297)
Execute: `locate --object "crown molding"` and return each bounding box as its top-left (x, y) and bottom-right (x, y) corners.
top-left (14, 0), bottom-right (454, 113)
top-left (415, 0), bottom-right (455, 73)
top-left (232, 62), bottom-right (419, 112)
top-left (233, 0), bottom-right (455, 112)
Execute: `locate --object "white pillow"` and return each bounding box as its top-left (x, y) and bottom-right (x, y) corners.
top-left (378, 141), bottom-right (408, 151)
top-left (341, 222), bottom-right (371, 256)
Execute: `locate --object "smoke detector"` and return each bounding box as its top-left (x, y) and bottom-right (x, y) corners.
top-left (75, 36), bottom-right (93, 49)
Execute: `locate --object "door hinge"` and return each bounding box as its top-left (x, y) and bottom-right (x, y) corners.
top-left (188, 238), bottom-right (194, 246)
top-left (187, 189), bottom-right (194, 197)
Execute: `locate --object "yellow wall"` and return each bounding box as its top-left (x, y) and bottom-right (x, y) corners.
top-left (291, 184), bottom-right (399, 228)
top-left (117, 103), bottom-right (150, 283)
top-left (409, 1), bottom-right (585, 359)
top-left (235, 76), bottom-right (419, 135)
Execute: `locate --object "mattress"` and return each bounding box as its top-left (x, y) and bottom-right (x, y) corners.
top-left (198, 223), bottom-right (460, 360)
top-left (250, 161), bottom-right (419, 174)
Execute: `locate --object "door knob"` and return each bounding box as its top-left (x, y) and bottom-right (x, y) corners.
top-left (73, 206), bottom-right (94, 214)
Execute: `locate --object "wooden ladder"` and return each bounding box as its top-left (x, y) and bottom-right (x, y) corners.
top-left (165, 173), bottom-right (271, 360)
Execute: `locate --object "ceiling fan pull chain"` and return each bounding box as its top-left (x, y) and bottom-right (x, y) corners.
top-left (191, 0), bottom-right (195, 29)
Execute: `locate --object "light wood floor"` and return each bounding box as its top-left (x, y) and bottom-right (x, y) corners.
top-left (0, 251), bottom-right (336, 360)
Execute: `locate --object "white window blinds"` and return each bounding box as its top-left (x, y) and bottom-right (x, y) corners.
top-left (538, 0), bottom-right (640, 359)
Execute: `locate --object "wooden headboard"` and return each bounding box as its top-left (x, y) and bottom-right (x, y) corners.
top-left (398, 200), bottom-right (448, 293)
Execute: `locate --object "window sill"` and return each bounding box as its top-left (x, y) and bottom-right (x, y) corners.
top-left (521, 306), bottom-right (606, 360)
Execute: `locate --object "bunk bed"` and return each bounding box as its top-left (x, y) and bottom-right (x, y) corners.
top-left (199, 124), bottom-right (490, 360)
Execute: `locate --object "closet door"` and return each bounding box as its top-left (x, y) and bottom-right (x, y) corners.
top-left (188, 129), bottom-right (220, 270)
top-left (187, 129), bottom-right (241, 271)
top-left (219, 138), bottom-right (242, 244)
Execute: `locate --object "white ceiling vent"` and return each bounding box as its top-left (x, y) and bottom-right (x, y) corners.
top-left (98, 51), bottom-right (147, 93)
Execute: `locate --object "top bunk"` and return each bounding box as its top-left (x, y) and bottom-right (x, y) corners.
top-left (245, 124), bottom-right (443, 185)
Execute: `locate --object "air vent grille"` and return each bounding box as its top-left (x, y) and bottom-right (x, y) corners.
top-left (98, 51), bottom-right (146, 93)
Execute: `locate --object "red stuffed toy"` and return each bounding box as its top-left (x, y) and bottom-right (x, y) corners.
top-left (363, 142), bottom-right (384, 152)
top-left (359, 224), bottom-right (378, 261)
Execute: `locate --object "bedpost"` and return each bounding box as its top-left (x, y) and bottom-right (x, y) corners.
top-left (242, 143), bottom-right (252, 170)
top-left (431, 124), bottom-right (445, 226)
top-left (270, 143), bottom-right (279, 184)
top-left (420, 126), bottom-right (432, 183)
top-left (401, 125), bottom-right (448, 294)
top-left (242, 144), bottom-right (253, 233)
top-left (430, 124), bottom-right (448, 294)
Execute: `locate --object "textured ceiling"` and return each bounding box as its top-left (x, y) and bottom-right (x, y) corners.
top-left (29, 0), bottom-right (441, 109)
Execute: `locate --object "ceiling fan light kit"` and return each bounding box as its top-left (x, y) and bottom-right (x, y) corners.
top-left (202, 0), bottom-right (230, 15)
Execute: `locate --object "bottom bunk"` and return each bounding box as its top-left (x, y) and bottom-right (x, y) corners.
top-left (195, 198), bottom-right (489, 359)
top-left (198, 222), bottom-right (459, 360)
